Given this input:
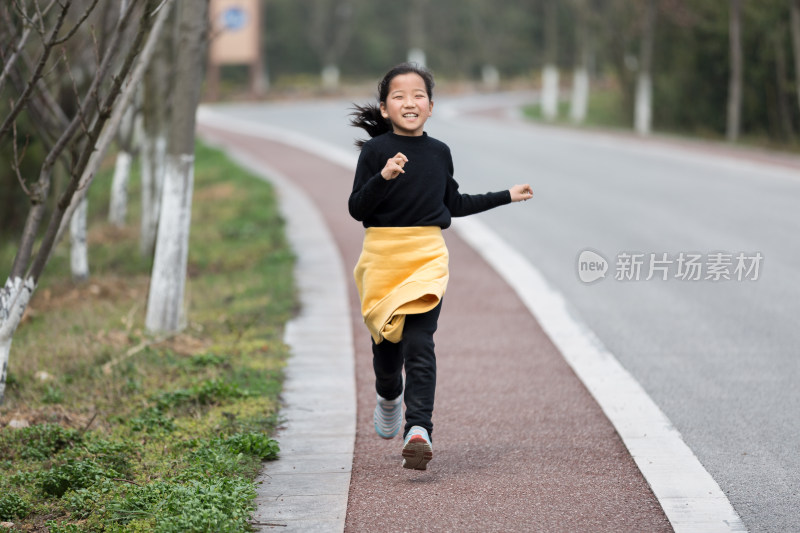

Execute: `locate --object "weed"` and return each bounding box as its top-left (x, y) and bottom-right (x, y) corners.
top-left (0, 492), bottom-right (29, 520)
top-left (128, 407), bottom-right (176, 433)
top-left (0, 423), bottom-right (83, 461)
top-left (42, 384), bottom-right (65, 404)
top-left (39, 459), bottom-right (112, 497)
top-left (190, 352), bottom-right (228, 367)
top-left (223, 432), bottom-right (280, 460)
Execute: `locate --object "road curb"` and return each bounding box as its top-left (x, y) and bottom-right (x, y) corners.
top-left (199, 121), bottom-right (356, 532)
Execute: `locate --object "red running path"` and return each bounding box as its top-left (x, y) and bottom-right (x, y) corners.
top-left (200, 124), bottom-right (672, 533)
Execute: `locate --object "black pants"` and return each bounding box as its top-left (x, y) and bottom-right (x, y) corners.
top-left (372, 301), bottom-right (441, 440)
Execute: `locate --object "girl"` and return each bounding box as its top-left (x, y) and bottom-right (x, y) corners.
top-left (349, 63), bottom-right (533, 470)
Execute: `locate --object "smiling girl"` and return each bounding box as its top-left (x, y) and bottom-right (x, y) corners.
top-left (349, 63), bottom-right (533, 470)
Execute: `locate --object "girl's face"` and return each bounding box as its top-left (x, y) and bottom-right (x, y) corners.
top-left (380, 73), bottom-right (433, 137)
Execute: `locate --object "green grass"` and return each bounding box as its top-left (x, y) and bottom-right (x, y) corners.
top-left (0, 141), bottom-right (295, 531)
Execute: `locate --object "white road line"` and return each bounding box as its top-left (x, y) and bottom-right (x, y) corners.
top-left (196, 106), bottom-right (747, 533)
top-left (452, 217), bottom-right (746, 533)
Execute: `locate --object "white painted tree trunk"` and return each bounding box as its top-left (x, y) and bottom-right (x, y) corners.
top-left (570, 66), bottom-right (589, 124)
top-left (109, 151), bottom-right (133, 227)
top-left (0, 277), bottom-right (35, 404)
top-left (407, 48), bottom-right (427, 67)
top-left (541, 64), bottom-right (560, 121)
top-left (634, 72), bottom-right (652, 135)
top-left (140, 134), bottom-right (166, 257)
top-left (145, 154), bottom-right (193, 333)
top-left (482, 64), bottom-right (500, 91)
top-left (321, 64), bottom-right (340, 91)
top-left (70, 196), bottom-right (89, 281)
top-left (145, 0), bottom-right (206, 334)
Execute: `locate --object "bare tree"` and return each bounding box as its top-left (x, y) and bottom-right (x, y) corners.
top-left (792, 0), bottom-right (800, 113)
top-left (569, 0), bottom-right (593, 124)
top-left (145, 0), bottom-right (209, 334)
top-left (308, 0), bottom-right (355, 91)
top-left (407, 0), bottom-right (428, 67)
top-left (0, 0), bottom-right (173, 404)
top-left (541, 0), bottom-right (560, 121)
top-left (635, 0), bottom-right (657, 135)
top-left (726, 0), bottom-right (743, 142)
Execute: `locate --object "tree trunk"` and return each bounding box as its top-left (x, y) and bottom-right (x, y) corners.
top-left (789, 0), bottom-right (800, 112)
top-left (140, 16), bottom-right (173, 258)
top-left (774, 24), bottom-right (796, 140)
top-left (408, 0), bottom-right (427, 67)
top-left (570, 66), bottom-right (590, 123)
top-left (570, 0), bottom-right (591, 124)
top-left (108, 104), bottom-right (136, 227)
top-left (635, 0), bottom-right (657, 135)
top-left (70, 196), bottom-right (89, 282)
top-left (542, 65), bottom-right (560, 120)
top-left (727, 0), bottom-right (743, 142)
top-left (109, 151), bottom-right (133, 227)
top-left (145, 0), bottom-right (208, 334)
top-left (321, 63), bottom-right (340, 91)
top-left (541, 0), bottom-right (560, 121)
top-left (139, 133), bottom-right (166, 257)
top-left (0, 277), bottom-right (36, 403)
top-left (482, 64), bottom-right (500, 91)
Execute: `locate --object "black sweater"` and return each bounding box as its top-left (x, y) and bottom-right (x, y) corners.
top-left (348, 132), bottom-right (511, 228)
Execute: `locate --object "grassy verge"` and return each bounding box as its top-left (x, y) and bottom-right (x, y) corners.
top-left (0, 142), bottom-right (296, 532)
top-left (522, 87), bottom-right (628, 130)
top-left (522, 86), bottom-right (800, 154)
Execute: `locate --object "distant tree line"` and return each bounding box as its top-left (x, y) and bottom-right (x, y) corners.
top-left (262, 0), bottom-right (800, 143)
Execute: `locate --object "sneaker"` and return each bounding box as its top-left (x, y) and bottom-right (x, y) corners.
top-left (374, 393), bottom-right (402, 439)
top-left (402, 426), bottom-right (433, 470)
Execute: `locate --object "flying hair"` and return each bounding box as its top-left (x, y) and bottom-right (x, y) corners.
top-left (350, 62), bottom-right (435, 149)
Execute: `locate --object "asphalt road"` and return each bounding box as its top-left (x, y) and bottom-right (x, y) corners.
top-left (207, 92), bottom-right (800, 532)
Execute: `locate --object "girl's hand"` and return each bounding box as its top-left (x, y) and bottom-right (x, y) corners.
top-left (381, 152), bottom-right (408, 180)
top-left (510, 184), bottom-right (534, 202)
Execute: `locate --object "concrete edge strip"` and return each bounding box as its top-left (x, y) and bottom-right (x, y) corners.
top-left (196, 107), bottom-right (746, 533)
top-left (451, 216), bottom-right (747, 533)
top-left (198, 114), bottom-right (356, 531)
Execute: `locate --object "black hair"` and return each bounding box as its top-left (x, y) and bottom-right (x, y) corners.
top-left (350, 62), bottom-right (435, 148)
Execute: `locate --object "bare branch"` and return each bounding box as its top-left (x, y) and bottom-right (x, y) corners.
top-left (53, 0), bottom-right (176, 256)
top-left (60, 47), bottom-right (91, 137)
top-left (33, 0), bottom-right (165, 281)
top-left (0, 0), bottom-right (73, 142)
top-left (0, 0), bottom-right (59, 94)
top-left (11, 121), bottom-right (32, 196)
top-left (8, 0), bottom-right (145, 281)
top-left (53, 0), bottom-right (101, 46)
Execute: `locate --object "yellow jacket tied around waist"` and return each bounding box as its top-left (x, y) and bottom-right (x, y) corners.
top-left (354, 227), bottom-right (449, 344)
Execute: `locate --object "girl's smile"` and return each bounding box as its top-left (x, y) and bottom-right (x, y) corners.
top-left (380, 73), bottom-right (433, 137)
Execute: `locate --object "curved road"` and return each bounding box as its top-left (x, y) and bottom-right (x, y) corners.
top-left (208, 93), bottom-right (800, 532)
